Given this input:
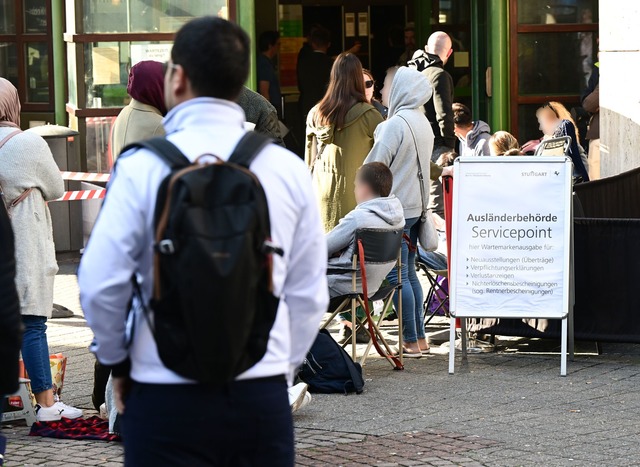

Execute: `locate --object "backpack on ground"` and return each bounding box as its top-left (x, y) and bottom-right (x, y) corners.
top-left (298, 329), bottom-right (365, 394)
top-left (121, 132), bottom-right (281, 384)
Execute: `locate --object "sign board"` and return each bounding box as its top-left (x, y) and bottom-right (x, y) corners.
top-left (448, 156), bottom-right (574, 375)
top-left (130, 44), bottom-right (172, 67)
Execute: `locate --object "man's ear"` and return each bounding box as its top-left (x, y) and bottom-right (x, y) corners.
top-left (171, 65), bottom-right (189, 99)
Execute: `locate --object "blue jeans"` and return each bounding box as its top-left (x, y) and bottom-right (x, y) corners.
top-left (387, 217), bottom-right (425, 343)
top-left (21, 315), bottom-right (52, 395)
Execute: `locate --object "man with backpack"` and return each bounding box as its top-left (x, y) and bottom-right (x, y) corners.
top-left (79, 17), bottom-right (328, 466)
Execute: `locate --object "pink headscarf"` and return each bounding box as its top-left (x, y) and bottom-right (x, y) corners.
top-left (127, 61), bottom-right (167, 116)
top-left (0, 78), bottom-right (21, 128)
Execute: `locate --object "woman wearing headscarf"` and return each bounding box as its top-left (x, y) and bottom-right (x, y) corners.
top-left (305, 53), bottom-right (384, 232)
top-left (110, 60), bottom-right (167, 160)
top-left (0, 78), bottom-right (81, 421)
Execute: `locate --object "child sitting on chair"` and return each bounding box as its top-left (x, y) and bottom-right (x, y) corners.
top-left (326, 162), bottom-right (405, 343)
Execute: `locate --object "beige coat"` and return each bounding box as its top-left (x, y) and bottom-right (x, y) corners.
top-left (0, 128), bottom-right (64, 317)
top-left (110, 99), bottom-right (165, 159)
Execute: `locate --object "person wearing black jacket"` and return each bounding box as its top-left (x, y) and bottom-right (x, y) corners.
top-left (0, 200), bottom-right (22, 464)
top-left (408, 31), bottom-right (455, 161)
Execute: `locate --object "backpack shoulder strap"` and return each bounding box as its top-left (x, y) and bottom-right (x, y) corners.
top-left (228, 132), bottom-right (273, 168)
top-left (121, 137), bottom-right (190, 170)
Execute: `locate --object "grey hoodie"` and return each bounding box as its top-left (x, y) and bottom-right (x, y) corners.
top-left (365, 67), bottom-right (435, 219)
top-left (326, 195), bottom-right (404, 297)
top-left (461, 120), bottom-right (491, 157)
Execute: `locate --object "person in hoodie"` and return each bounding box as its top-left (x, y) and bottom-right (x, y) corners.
top-left (306, 53), bottom-right (384, 232)
top-left (453, 103), bottom-right (491, 156)
top-left (365, 67), bottom-right (443, 358)
top-left (408, 31), bottom-right (455, 161)
top-left (326, 162), bottom-right (404, 341)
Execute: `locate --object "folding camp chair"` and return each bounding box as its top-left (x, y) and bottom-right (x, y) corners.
top-left (535, 136), bottom-right (571, 157)
top-left (321, 228), bottom-right (404, 370)
top-left (415, 248), bottom-right (450, 326)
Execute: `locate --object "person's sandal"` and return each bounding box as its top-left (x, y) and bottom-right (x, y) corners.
top-left (420, 347), bottom-right (431, 355)
top-left (394, 347), bottom-right (423, 358)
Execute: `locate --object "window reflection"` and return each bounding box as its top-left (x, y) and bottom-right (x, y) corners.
top-left (26, 42), bottom-right (49, 103)
top-left (83, 0), bottom-right (229, 33)
top-left (518, 0), bottom-right (598, 25)
top-left (0, 43), bottom-right (18, 88)
top-left (83, 41), bottom-right (173, 108)
top-left (518, 32), bottom-right (596, 96)
top-left (0, 0), bottom-right (16, 34)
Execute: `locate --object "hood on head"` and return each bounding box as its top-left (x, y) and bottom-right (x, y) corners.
top-left (466, 120), bottom-right (491, 145)
top-left (407, 50), bottom-right (444, 72)
top-left (387, 67), bottom-right (433, 117)
top-left (359, 195), bottom-right (404, 226)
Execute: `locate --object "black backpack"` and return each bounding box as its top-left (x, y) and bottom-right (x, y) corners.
top-left (122, 133), bottom-right (281, 384)
top-left (298, 329), bottom-right (365, 394)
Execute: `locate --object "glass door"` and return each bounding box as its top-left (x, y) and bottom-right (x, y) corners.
top-left (509, 0), bottom-right (598, 141)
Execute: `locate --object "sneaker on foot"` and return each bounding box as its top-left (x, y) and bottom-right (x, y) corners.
top-left (298, 391), bottom-right (312, 412)
top-left (53, 401), bottom-right (83, 419)
top-left (35, 404), bottom-right (64, 422)
top-left (288, 383), bottom-right (309, 413)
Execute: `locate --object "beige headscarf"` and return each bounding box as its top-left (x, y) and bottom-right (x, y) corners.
top-left (0, 78), bottom-right (21, 128)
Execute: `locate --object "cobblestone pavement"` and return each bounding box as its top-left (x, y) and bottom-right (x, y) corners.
top-left (3, 256), bottom-right (640, 466)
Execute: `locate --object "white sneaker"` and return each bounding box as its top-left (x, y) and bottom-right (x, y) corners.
top-left (53, 401), bottom-right (83, 419)
top-left (288, 383), bottom-right (309, 413)
top-left (299, 391), bottom-right (312, 411)
top-left (35, 404), bottom-right (64, 422)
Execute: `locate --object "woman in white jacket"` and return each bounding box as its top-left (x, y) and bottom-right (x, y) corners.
top-left (0, 78), bottom-right (82, 421)
top-left (365, 67), bottom-right (443, 357)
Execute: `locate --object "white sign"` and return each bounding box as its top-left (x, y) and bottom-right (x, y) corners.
top-left (448, 156), bottom-right (574, 375)
top-left (130, 44), bottom-right (173, 66)
top-left (451, 157), bottom-right (572, 318)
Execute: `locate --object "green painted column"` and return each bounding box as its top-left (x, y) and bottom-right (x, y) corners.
top-left (51, 0), bottom-right (66, 125)
top-left (237, 0), bottom-right (257, 91)
top-left (415, 0), bottom-right (432, 49)
top-left (470, 0), bottom-right (481, 119)
top-left (488, 0), bottom-right (509, 131)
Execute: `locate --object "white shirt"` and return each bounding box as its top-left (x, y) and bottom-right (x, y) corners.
top-left (79, 97), bottom-right (328, 384)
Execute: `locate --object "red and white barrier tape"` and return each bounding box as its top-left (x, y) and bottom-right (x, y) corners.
top-left (51, 189), bottom-right (106, 202)
top-left (60, 171), bottom-right (111, 182)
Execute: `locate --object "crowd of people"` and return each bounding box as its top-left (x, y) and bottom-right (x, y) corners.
top-left (0, 14), bottom-right (602, 467)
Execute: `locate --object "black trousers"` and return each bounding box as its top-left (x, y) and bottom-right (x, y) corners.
top-left (122, 376), bottom-right (293, 467)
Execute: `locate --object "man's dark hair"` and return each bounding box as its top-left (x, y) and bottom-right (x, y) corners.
top-left (310, 26), bottom-right (331, 49)
top-left (171, 17), bottom-right (249, 101)
top-left (357, 162), bottom-right (393, 198)
top-left (453, 102), bottom-right (473, 127)
top-left (258, 31), bottom-right (280, 53)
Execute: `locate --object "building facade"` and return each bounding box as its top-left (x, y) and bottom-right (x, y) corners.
top-left (2, 1), bottom-right (622, 178)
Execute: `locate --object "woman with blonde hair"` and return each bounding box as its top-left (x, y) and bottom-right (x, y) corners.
top-left (535, 101), bottom-right (589, 181)
top-left (306, 53), bottom-right (384, 231)
top-left (489, 131), bottom-right (522, 156)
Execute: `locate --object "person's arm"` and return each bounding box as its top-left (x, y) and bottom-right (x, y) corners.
top-left (258, 81), bottom-right (271, 101)
top-left (559, 121), bottom-right (589, 181)
top-left (33, 136), bottom-right (64, 201)
top-left (432, 72), bottom-right (456, 148)
top-left (78, 155), bottom-right (149, 373)
top-left (364, 122), bottom-right (396, 166)
top-left (283, 169), bottom-right (329, 376)
top-left (326, 211), bottom-right (357, 256)
top-left (430, 161), bottom-right (443, 180)
top-left (582, 84), bottom-right (600, 113)
top-left (0, 202), bottom-right (21, 395)
top-left (254, 102), bottom-right (285, 147)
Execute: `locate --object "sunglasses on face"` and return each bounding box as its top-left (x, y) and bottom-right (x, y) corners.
top-left (365, 80), bottom-right (374, 89)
